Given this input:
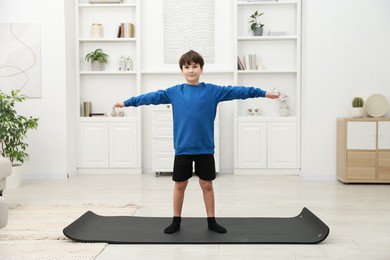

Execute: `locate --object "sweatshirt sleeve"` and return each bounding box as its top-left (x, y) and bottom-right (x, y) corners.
top-left (123, 89), bottom-right (171, 107)
top-left (213, 85), bottom-right (267, 102)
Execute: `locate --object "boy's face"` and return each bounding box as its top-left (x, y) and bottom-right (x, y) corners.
top-left (181, 62), bottom-right (203, 85)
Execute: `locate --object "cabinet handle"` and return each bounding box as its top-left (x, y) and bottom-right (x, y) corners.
top-left (166, 105), bottom-right (170, 109)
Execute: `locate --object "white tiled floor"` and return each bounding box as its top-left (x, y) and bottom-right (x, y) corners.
top-left (3, 173), bottom-right (390, 259)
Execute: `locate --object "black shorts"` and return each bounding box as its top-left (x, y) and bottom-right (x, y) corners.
top-left (173, 154), bottom-right (216, 182)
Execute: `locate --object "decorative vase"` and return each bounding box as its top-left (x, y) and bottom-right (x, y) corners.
top-left (111, 107), bottom-right (117, 117)
top-left (91, 23), bottom-right (103, 38)
top-left (351, 107), bottom-right (364, 118)
top-left (253, 27), bottom-right (263, 36)
top-left (91, 61), bottom-right (104, 71)
top-left (279, 102), bottom-right (289, 116)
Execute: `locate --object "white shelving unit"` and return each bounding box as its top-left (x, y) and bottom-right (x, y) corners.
top-left (75, 0), bottom-right (141, 174)
top-left (234, 0), bottom-right (301, 174)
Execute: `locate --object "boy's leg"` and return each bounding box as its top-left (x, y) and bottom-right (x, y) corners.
top-left (164, 180), bottom-right (188, 234)
top-left (164, 155), bottom-right (192, 234)
top-left (199, 179), bottom-right (215, 217)
top-left (199, 179), bottom-right (226, 233)
top-left (173, 180), bottom-right (188, 216)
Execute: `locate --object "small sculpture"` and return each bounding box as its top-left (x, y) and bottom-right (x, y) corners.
top-left (111, 106), bottom-right (117, 117)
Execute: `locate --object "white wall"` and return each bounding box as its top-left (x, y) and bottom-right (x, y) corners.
top-left (1, 0), bottom-right (389, 179)
top-left (301, 0), bottom-right (390, 179)
top-left (0, 0), bottom-right (71, 179)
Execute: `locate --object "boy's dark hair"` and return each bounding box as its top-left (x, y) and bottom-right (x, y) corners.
top-left (179, 50), bottom-right (204, 70)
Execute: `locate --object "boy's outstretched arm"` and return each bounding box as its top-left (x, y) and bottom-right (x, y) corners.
top-left (115, 102), bottom-right (125, 108)
top-left (265, 91), bottom-right (280, 99)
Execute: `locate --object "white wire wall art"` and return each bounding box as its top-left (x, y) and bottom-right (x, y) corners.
top-left (163, 0), bottom-right (215, 64)
top-left (0, 23), bottom-right (42, 98)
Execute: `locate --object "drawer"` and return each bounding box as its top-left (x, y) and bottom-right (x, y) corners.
top-left (153, 139), bottom-right (174, 153)
top-left (153, 122), bottom-right (173, 138)
top-left (153, 154), bottom-right (175, 172)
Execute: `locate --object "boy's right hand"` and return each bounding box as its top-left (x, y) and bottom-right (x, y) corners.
top-left (265, 91), bottom-right (280, 99)
top-left (115, 102), bottom-right (125, 108)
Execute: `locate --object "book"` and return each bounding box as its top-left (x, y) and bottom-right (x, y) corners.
top-left (118, 23), bottom-right (135, 38)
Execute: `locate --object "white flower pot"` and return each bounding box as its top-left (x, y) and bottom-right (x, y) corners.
top-left (351, 107), bottom-right (364, 118)
top-left (91, 61), bottom-right (105, 71)
top-left (7, 164), bottom-right (23, 189)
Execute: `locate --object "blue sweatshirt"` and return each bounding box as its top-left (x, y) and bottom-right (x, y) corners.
top-left (124, 82), bottom-right (266, 155)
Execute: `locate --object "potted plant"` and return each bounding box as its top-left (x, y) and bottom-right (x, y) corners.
top-left (85, 48), bottom-right (109, 71)
top-left (249, 10), bottom-right (264, 36)
top-left (351, 97), bottom-right (364, 118)
top-left (0, 89), bottom-right (39, 187)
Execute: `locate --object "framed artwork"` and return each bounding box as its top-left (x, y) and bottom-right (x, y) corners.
top-left (0, 23), bottom-right (42, 98)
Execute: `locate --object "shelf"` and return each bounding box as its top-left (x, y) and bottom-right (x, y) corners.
top-left (80, 71), bottom-right (137, 75)
top-left (237, 70), bottom-right (297, 74)
top-left (78, 3), bottom-right (136, 8)
top-left (238, 36), bottom-right (297, 41)
top-left (79, 38), bottom-right (136, 42)
top-left (79, 116), bottom-right (139, 122)
top-left (236, 116), bottom-right (298, 122)
top-left (237, 1), bottom-right (298, 6)
top-left (141, 70), bottom-right (235, 75)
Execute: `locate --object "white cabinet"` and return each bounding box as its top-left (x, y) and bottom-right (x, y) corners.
top-left (236, 122), bottom-right (267, 168)
top-left (79, 121), bottom-right (109, 168)
top-left (267, 122), bottom-right (297, 168)
top-left (152, 105), bottom-right (220, 174)
top-left (109, 121), bottom-right (138, 168)
top-left (78, 119), bottom-right (140, 173)
top-left (347, 122), bottom-right (376, 150)
top-left (235, 118), bottom-right (298, 173)
top-left (378, 121), bottom-right (390, 149)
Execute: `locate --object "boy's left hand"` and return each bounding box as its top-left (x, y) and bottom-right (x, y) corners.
top-left (266, 91), bottom-right (280, 99)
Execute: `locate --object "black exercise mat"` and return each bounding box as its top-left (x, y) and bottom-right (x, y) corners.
top-left (63, 207), bottom-right (329, 244)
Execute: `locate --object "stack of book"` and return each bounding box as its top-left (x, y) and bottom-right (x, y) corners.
top-left (89, 0), bottom-right (122, 3)
top-left (237, 54), bottom-right (257, 70)
top-left (117, 23), bottom-right (135, 38)
top-left (89, 0), bottom-right (122, 4)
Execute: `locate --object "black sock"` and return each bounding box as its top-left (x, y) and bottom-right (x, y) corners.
top-left (207, 217), bottom-right (227, 233)
top-left (164, 216), bottom-right (181, 234)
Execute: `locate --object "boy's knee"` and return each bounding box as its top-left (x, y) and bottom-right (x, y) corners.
top-left (199, 180), bottom-right (213, 191)
top-left (175, 180), bottom-right (188, 191)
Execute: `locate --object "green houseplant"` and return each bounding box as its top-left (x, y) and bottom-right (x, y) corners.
top-left (351, 97), bottom-right (364, 117)
top-left (85, 48), bottom-right (109, 71)
top-left (0, 89), bottom-right (39, 164)
top-left (249, 10), bottom-right (264, 36)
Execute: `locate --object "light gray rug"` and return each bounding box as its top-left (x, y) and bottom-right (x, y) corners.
top-left (0, 203), bottom-right (139, 259)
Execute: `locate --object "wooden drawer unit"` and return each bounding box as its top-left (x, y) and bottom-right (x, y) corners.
top-left (337, 117), bottom-right (390, 183)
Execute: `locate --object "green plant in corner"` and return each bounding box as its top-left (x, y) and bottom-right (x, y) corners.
top-left (85, 48), bottom-right (109, 64)
top-left (0, 89), bottom-right (39, 164)
top-left (352, 97), bottom-right (364, 108)
top-left (249, 10), bottom-right (264, 32)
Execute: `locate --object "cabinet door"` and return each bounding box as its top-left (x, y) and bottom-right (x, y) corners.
top-left (346, 151), bottom-right (376, 180)
top-left (378, 122), bottom-right (390, 149)
top-left (79, 122), bottom-right (108, 168)
top-left (378, 151), bottom-right (390, 180)
top-left (267, 122), bottom-right (297, 168)
top-left (347, 122), bottom-right (376, 150)
top-left (237, 122), bottom-right (267, 168)
top-left (109, 122), bottom-right (138, 168)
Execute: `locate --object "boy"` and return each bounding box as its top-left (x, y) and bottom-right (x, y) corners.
top-left (115, 50), bottom-right (279, 234)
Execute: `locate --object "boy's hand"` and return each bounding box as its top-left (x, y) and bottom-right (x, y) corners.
top-left (115, 102), bottom-right (125, 108)
top-left (266, 91), bottom-right (280, 99)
